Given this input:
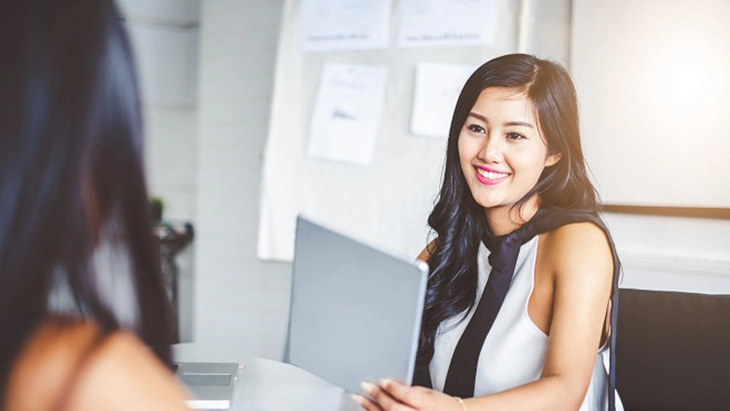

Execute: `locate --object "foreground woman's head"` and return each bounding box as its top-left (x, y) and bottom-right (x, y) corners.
top-left (0, 0), bottom-right (173, 399)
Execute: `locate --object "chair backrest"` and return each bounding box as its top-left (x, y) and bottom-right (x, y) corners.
top-left (616, 288), bottom-right (730, 411)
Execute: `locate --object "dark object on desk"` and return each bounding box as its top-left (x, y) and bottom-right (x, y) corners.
top-left (154, 221), bottom-right (194, 343)
top-left (616, 289), bottom-right (730, 411)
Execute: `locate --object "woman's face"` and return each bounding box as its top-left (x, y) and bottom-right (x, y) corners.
top-left (458, 87), bottom-right (560, 214)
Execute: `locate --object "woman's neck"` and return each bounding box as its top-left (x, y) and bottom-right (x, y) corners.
top-left (485, 197), bottom-right (541, 236)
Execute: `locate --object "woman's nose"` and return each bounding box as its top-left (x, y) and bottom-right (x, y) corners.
top-left (479, 135), bottom-right (503, 163)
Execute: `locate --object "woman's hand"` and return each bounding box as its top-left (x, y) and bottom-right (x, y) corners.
top-left (352, 379), bottom-right (464, 411)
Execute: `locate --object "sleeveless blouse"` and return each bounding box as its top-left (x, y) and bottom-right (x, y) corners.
top-left (429, 237), bottom-right (624, 411)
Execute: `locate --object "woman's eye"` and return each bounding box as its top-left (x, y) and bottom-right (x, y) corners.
top-left (506, 132), bottom-right (526, 140)
top-left (467, 124), bottom-right (485, 133)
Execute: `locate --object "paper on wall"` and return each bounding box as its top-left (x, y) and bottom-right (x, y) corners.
top-left (307, 63), bottom-right (388, 165)
top-left (398, 0), bottom-right (496, 48)
top-left (300, 0), bottom-right (392, 52)
top-left (411, 63), bottom-right (476, 138)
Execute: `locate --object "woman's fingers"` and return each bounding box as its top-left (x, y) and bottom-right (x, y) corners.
top-left (378, 379), bottom-right (417, 405)
top-left (380, 379), bottom-right (435, 409)
top-left (355, 380), bottom-right (455, 411)
top-left (358, 381), bottom-right (414, 411)
top-left (352, 393), bottom-right (383, 411)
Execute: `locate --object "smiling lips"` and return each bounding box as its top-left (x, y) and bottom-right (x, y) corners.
top-left (474, 166), bottom-right (510, 186)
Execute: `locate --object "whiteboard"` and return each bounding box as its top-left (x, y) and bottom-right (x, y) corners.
top-left (571, 0), bottom-right (730, 208)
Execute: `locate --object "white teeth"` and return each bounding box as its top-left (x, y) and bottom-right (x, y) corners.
top-left (477, 169), bottom-right (508, 179)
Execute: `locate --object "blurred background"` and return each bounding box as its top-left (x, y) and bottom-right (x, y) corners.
top-left (117, 0), bottom-right (730, 361)
top-left (118, 0), bottom-right (290, 358)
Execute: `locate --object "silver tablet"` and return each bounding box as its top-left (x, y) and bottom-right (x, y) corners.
top-left (286, 216), bottom-right (429, 394)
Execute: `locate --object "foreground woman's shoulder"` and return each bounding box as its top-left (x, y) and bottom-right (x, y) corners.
top-left (6, 319), bottom-right (190, 411)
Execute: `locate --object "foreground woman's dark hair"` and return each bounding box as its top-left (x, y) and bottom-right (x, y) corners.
top-left (0, 0), bottom-right (174, 402)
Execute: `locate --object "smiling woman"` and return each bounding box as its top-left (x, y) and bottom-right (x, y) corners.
top-left (457, 88), bottom-right (560, 227)
top-left (354, 54), bottom-right (623, 411)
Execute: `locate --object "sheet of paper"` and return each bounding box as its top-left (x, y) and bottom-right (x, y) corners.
top-left (300, 0), bottom-right (392, 52)
top-left (411, 63), bottom-right (476, 138)
top-left (307, 64), bottom-right (388, 165)
top-left (398, 0), bottom-right (496, 48)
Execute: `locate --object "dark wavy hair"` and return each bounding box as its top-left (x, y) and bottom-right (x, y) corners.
top-left (0, 0), bottom-right (173, 402)
top-left (417, 54), bottom-right (600, 368)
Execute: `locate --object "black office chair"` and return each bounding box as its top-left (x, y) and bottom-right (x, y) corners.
top-left (615, 289), bottom-right (730, 411)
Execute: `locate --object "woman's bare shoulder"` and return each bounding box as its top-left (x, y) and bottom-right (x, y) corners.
top-left (5, 319), bottom-right (99, 411)
top-left (68, 328), bottom-right (191, 410)
top-left (6, 319), bottom-right (190, 411)
top-left (540, 221), bottom-right (613, 279)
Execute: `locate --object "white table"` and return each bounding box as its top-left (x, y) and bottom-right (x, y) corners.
top-left (173, 343), bottom-right (362, 411)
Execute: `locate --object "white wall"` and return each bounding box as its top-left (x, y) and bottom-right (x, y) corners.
top-left (118, 0), bottom-right (201, 222)
top-left (195, 0), bottom-right (291, 359)
top-left (605, 213), bottom-right (730, 294)
top-left (119, 0), bottom-right (200, 26)
top-left (118, 0), bottom-right (201, 341)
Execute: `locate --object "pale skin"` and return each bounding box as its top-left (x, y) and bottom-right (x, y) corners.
top-left (5, 319), bottom-right (192, 411)
top-left (354, 87), bottom-right (614, 411)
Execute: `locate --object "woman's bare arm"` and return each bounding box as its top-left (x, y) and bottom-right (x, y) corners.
top-left (417, 239), bottom-right (438, 262)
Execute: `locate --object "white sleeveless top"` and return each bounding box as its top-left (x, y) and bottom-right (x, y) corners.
top-left (429, 237), bottom-right (623, 411)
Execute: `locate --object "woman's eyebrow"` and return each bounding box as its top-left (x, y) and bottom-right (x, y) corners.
top-left (468, 112), bottom-right (488, 122)
top-left (468, 113), bottom-right (534, 129)
top-left (504, 121), bottom-right (534, 128)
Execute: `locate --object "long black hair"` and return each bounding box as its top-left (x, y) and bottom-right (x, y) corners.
top-left (0, 0), bottom-right (173, 401)
top-left (417, 54), bottom-right (600, 368)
